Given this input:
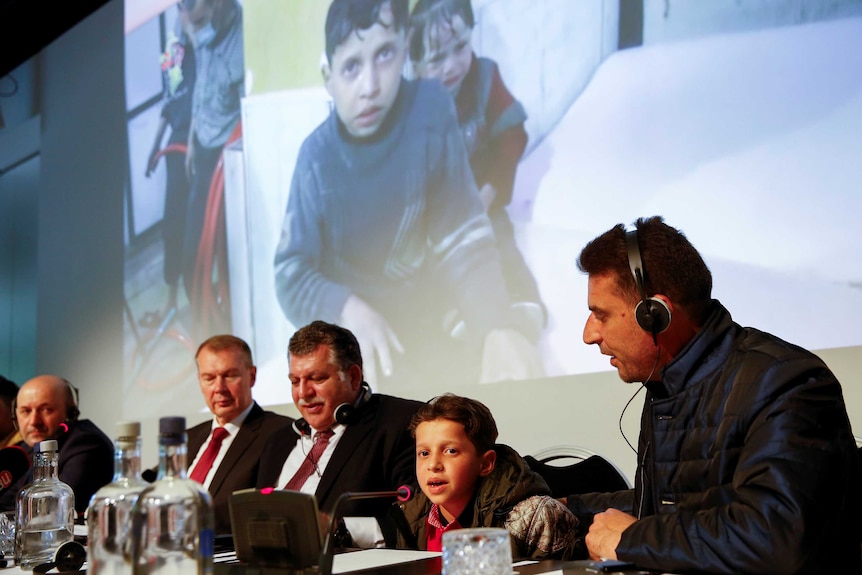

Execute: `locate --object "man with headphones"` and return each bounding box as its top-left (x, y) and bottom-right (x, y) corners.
top-left (565, 216), bottom-right (860, 573)
top-left (0, 375), bottom-right (113, 515)
top-left (256, 320), bottom-right (423, 549)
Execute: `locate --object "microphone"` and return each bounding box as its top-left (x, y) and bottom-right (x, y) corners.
top-left (0, 445), bottom-right (31, 496)
top-left (318, 486), bottom-right (412, 575)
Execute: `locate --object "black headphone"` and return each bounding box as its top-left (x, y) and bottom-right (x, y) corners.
top-left (12, 378), bottom-right (80, 431)
top-left (293, 382), bottom-right (372, 436)
top-left (626, 229), bottom-right (671, 341)
top-left (33, 540), bottom-right (86, 573)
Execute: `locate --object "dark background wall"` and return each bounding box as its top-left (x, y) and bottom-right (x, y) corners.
top-left (0, 0), bottom-right (125, 432)
top-left (0, 0), bottom-right (111, 80)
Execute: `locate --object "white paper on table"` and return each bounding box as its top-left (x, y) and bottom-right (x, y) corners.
top-left (332, 549), bottom-right (441, 573)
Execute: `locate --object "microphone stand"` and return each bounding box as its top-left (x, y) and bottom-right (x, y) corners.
top-left (318, 488), bottom-right (409, 575)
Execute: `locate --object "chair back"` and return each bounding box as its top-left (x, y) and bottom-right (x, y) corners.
top-left (525, 445), bottom-right (630, 499)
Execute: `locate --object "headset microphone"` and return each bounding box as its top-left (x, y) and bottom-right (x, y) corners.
top-left (318, 486), bottom-right (413, 575)
top-left (293, 418), bottom-right (311, 436)
top-left (293, 382), bottom-right (372, 436)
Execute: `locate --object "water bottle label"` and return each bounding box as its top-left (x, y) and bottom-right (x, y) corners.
top-left (200, 527), bottom-right (215, 558)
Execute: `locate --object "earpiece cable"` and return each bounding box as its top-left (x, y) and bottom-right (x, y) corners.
top-left (619, 346), bottom-right (661, 454)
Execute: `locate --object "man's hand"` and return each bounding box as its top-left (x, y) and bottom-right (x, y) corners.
top-left (341, 295), bottom-right (403, 381)
top-left (479, 328), bottom-right (543, 383)
top-left (585, 508), bottom-right (637, 560)
top-left (146, 144), bottom-right (160, 177)
top-left (146, 117), bottom-right (168, 177)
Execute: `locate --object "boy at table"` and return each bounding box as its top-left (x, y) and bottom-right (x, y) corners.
top-left (394, 394), bottom-right (578, 559)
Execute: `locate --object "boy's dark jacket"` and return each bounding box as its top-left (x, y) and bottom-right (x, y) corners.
top-left (393, 444), bottom-right (578, 560)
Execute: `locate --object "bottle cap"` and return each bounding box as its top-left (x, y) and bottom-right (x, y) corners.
top-left (116, 421), bottom-right (141, 448)
top-left (39, 439), bottom-right (59, 453)
top-left (159, 416), bottom-right (186, 445)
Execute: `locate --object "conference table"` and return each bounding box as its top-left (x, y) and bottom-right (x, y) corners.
top-left (322, 549), bottom-right (662, 575)
top-left (0, 549), bottom-right (669, 574)
top-left (0, 547), bottom-right (673, 574)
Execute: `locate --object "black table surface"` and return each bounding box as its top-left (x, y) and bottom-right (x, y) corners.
top-left (341, 556), bottom-right (658, 575)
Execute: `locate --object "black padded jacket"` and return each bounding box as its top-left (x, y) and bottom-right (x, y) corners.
top-left (569, 301), bottom-right (861, 574)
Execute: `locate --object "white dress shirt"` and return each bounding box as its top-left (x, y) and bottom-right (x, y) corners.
top-left (275, 423), bottom-right (385, 548)
top-left (188, 402), bottom-right (254, 489)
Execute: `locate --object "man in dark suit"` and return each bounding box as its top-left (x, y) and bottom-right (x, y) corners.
top-left (0, 374), bottom-right (22, 448)
top-left (256, 321), bottom-right (422, 548)
top-left (188, 335), bottom-right (292, 534)
top-left (1, 375), bottom-right (113, 515)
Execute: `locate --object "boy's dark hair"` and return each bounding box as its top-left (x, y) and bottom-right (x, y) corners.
top-left (409, 0), bottom-right (474, 63)
top-left (288, 320), bottom-right (363, 372)
top-left (325, 0), bottom-right (410, 64)
top-left (578, 216), bottom-right (713, 325)
top-left (196, 334), bottom-right (254, 367)
top-left (410, 393), bottom-right (498, 454)
top-left (0, 375), bottom-right (19, 408)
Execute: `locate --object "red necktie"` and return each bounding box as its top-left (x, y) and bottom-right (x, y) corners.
top-left (189, 426), bottom-right (229, 484)
top-left (284, 429), bottom-right (334, 490)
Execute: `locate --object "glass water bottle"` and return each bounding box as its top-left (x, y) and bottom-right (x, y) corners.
top-left (129, 416), bottom-right (214, 575)
top-left (15, 440), bottom-right (76, 571)
top-left (88, 421), bottom-right (148, 575)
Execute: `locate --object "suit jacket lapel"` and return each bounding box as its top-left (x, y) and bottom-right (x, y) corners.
top-left (315, 405), bottom-right (375, 507)
top-left (187, 424), bottom-right (210, 465)
top-left (208, 403), bottom-right (264, 494)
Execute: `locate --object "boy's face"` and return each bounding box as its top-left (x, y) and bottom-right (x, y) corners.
top-left (324, 3), bottom-right (408, 138)
top-left (415, 418), bottom-right (496, 523)
top-left (415, 14), bottom-right (473, 97)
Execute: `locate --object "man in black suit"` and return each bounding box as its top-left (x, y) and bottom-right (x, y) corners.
top-left (256, 321), bottom-right (422, 548)
top-left (188, 335), bottom-right (292, 534)
top-left (0, 374), bottom-right (22, 448)
top-left (1, 375), bottom-right (113, 515)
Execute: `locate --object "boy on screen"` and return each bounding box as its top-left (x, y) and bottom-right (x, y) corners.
top-left (394, 394), bottom-right (578, 559)
top-left (409, 0), bottom-right (545, 340)
top-left (273, 0), bottom-right (540, 387)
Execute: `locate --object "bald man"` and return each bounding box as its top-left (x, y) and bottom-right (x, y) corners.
top-left (0, 375), bottom-right (113, 515)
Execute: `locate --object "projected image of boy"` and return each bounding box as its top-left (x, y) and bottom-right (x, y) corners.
top-left (410, 0), bottom-right (545, 342)
top-left (395, 394), bottom-right (578, 559)
top-left (273, 0), bottom-right (542, 388)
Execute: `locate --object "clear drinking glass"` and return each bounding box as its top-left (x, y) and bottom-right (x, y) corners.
top-left (442, 527), bottom-right (512, 575)
top-left (0, 511), bottom-right (15, 557)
